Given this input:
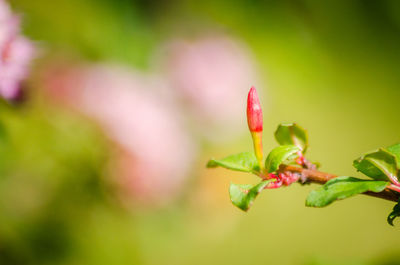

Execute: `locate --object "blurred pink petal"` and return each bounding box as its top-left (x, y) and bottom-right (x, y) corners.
top-left (163, 35), bottom-right (261, 141)
top-left (0, 0), bottom-right (35, 101)
top-left (43, 63), bottom-right (196, 205)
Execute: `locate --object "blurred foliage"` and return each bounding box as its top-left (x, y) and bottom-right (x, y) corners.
top-left (1, 0), bottom-right (400, 264)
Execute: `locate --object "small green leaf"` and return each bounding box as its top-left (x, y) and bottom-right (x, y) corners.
top-left (387, 143), bottom-right (400, 168)
top-left (353, 148), bottom-right (398, 182)
top-left (207, 152), bottom-right (259, 173)
top-left (229, 180), bottom-right (273, 211)
top-left (265, 145), bottom-right (301, 173)
top-left (306, 176), bottom-right (389, 207)
top-left (387, 199), bottom-right (400, 226)
top-left (275, 123), bottom-right (308, 152)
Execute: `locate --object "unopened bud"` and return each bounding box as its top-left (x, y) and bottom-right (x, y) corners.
top-left (247, 86), bottom-right (263, 132)
top-left (247, 86), bottom-right (263, 167)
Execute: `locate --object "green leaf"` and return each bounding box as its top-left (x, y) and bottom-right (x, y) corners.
top-left (275, 123), bottom-right (308, 152)
top-left (306, 176), bottom-right (389, 207)
top-left (387, 199), bottom-right (400, 226)
top-left (387, 143), bottom-right (400, 168)
top-left (353, 148), bottom-right (398, 182)
top-left (229, 180), bottom-right (273, 211)
top-left (207, 152), bottom-right (259, 173)
top-left (265, 145), bottom-right (301, 173)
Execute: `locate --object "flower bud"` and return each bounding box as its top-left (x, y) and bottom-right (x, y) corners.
top-left (247, 86), bottom-right (263, 132)
top-left (247, 86), bottom-right (263, 167)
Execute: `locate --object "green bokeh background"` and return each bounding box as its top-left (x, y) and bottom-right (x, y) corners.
top-left (2, 0), bottom-right (400, 264)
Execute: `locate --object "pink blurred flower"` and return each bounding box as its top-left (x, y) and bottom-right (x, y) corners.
top-left (162, 35), bottom-right (260, 141)
top-left (43, 63), bottom-right (196, 205)
top-left (0, 0), bottom-right (35, 101)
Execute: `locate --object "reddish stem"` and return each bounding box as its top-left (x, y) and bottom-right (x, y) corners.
top-left (277, 165), bottom-right (400, 203)
top-left (388, 184), bottom-right (400, 193)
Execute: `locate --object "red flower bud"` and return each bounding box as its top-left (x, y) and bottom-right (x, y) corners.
top-left (247, 86), bottom-right (263, 132)
top-left (247, 86), bottom-right (263, 168)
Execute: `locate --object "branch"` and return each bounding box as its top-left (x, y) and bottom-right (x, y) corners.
top-left (278, 165), bottom-right (400, 203)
